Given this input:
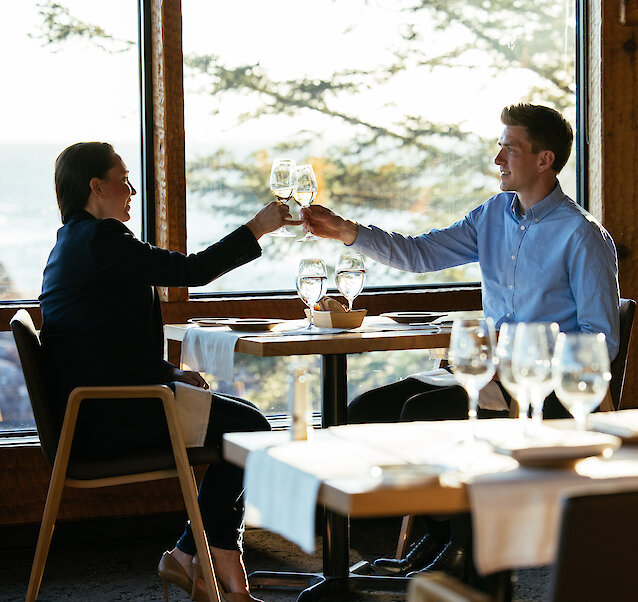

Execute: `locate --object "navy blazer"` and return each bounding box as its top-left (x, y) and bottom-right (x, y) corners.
top-left (39, 210), bottom-right (261, 453)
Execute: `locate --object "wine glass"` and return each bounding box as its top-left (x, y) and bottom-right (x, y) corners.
top-left (553, 332), bottom-right (611, 430)
top-left (269, 158), bottom-right (297, 237)
top-left (296, 259), bottom-right (328, 329)
top-left (294, 164), bottom-right (319, 242)
top-left (335, 253), bottom-right (366, 311)
top-left (447, 318), bottom-right (497, 442)
top-left (511, 322), bottom-right (560, 434)
top-left (495, 322), bottom-right (530, 434)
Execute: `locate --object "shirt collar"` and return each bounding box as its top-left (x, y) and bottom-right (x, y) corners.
top-left (509, 181), bottom-right (565, 222)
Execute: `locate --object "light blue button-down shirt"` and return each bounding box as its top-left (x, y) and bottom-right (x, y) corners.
top-left (353, 182), bottom-right (620, 359)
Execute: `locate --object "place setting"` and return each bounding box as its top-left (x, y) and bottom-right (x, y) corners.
top-left (447, 317), bottom-right (623, 469)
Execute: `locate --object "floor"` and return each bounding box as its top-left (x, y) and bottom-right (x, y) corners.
top-left (0, 515), bottom-right (550, 601)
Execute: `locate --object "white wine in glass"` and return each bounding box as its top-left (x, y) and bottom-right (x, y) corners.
top-left (296, 259), bottom-right (328, 329)
top-left (553, 332), bottom-right (611, 430)
top-left (335, 253), bottom-right (366, 310)
top-left (269, 158), bottom-right (296, 237)
top-left (293, 164), bottom-right (319, 242)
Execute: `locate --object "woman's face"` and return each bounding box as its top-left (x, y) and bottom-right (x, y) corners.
top-left (90, 155), bottom-right (137, 222)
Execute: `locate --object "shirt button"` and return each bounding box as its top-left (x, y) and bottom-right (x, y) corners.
top-left (520, 225), bottom-right (525, 231)
top-left (535, 218), bottom-right (539, 223)
top-left (509, 285), bottom-right (514, 290)
top-left (506, 313), bottom-right (511, 318)
top-left (511, 255), bottom-right (515, 260)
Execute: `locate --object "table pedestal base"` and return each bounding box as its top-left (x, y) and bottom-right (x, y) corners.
top-left (248, 570), bottom-right (410, 601)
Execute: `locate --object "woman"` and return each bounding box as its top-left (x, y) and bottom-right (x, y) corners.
top-left (39, 142), bottom-right (297, 601)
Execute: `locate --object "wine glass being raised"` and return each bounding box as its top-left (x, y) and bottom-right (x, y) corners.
top-left (335, 253), bottom-right (366, 311)
top-left (495, 322), bottom-right (530, 434)
top-left (294, 164), bottom-right (319, 242)
top-left (296, 259), bottom-right (328, 329)
top-left (448, 317), bottom-right (496, 443)
top-left (511, 322), bottom-right (559, 434)
top-left (269, 158), bottom-right (297, 237)
top-left (553, 332), bottom-right (611, 431)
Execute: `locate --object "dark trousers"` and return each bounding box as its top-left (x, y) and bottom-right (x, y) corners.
top-left (347, 377), bottom-right (571, 424)
top-left (176, 393), bottom-right (271, 553)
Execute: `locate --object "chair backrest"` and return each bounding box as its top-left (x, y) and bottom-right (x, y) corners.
top-left (10, 310), bottom-right (59, 466)
top-left (610, 298), bottom-right (636, 410)
top-left (550, 489), bottom-right (638, 602)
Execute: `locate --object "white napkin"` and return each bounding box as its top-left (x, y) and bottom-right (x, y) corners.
top-left (468, 444), bottom-right (638, 575)
top-left (244, 446), bottom-right (321, 554)
top-left (408, 369), bottom-right (508, 411)
top-left (172, 381), bottom-right (212, 447)
top-left (181, 326), bottom-right (241, 382)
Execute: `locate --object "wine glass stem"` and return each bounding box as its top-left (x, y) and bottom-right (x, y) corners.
top-left (528, 389), bottom-right (544, 435)
top-left (467, 390), bottom-right (479, 445)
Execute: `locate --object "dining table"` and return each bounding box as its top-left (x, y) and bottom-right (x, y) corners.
top-left (164, 314), bottom-right (457, 599)
top-left (223, 418), bottom-right (638, 602)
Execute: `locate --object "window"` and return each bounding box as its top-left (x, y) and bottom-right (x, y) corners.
top-left (180, 0), bottom-right (577, 416)
top-left (182, 0), bottom-right (576, 295)
top-left (0, 0), bottom-right (141, 432)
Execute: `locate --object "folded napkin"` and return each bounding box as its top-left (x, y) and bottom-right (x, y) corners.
top-left (589, 409), bottom-right (638, 439)
top-left (181, 326), bottom-right (241, 382)
top-left (408, 369), bottom-right (508, 411)
top-left (468, 425), bottom-right (638, 575)
top-left (244, 445), bottom-right (321, 554)
top-left (172, 381), bottom-right (212, 447)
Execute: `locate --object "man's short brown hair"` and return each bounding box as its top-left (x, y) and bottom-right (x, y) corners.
top-left (501, 104), bottom-right (573, 173)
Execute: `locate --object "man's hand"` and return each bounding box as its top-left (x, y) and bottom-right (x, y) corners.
top-left (246, 200), bottom-right (302, 240)
top-left (167, 365), bottom-right (209, 389)
top-left (300, 205), bottom-right (359, 245)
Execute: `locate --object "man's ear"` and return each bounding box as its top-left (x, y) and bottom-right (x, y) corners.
top-left (538, 150), bottom-right (555, 173)
top-left (89, 176), bottom-right (102, 196)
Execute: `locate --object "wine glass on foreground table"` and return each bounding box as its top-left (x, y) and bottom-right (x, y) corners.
top-left (511, 322), bottom-right (559, 434)
top-left (269, 158), bottom-right (296, 237)
top-left (553, 332), bottom-right (611, 431)
top-left (448, 318), bottom-right (496, 442)
top-left (296, 259), bottom-right (328, 329)
top-left (495, 322), bottom-right (530, 434)
top-left (294, 164), bottom-right (319, 242)
top-left (335, 253), bottom-right (366, 310)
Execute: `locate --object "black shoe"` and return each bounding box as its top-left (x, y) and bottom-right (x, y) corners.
top-left (371, 533), bottom-right (445, 576)
top-left (407, 540), bottom-right (469, 581)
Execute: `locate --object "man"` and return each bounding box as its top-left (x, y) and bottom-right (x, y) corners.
top-left (301, 103), bottom-right (620, 580)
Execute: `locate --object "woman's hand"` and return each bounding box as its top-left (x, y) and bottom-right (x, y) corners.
top-left (167, 365), bottom-right (209, 389)
top-left (300, 205), bottom-right (359, 245)
top-left (245, 200), bottom-right (302, 240)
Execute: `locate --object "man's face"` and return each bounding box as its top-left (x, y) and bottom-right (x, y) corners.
top-left (494, 125), bottom-right (543, 195)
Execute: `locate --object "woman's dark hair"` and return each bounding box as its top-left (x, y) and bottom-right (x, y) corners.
top-left (54, 142), bottom-right (118, 224)
top-left (500, 104), bottom-right (573, 173)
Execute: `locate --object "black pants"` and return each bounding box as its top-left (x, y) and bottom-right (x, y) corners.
top-left (347, 377), bottom-right (571, 424)
top-left (176, 393), bottom-right (271, 553)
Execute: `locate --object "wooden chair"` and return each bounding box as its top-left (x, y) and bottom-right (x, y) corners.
top-left (396, 297), bottom-right (636, 559)
top-left (10, 310), bottom-right (222, 602)
top-left (408, 489), bottom-right (638, 602)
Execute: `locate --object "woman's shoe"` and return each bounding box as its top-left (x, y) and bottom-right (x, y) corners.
top-left (157, 550), bottom-right (194, 602)
top-left (192, 555), bottom-right (263, 602)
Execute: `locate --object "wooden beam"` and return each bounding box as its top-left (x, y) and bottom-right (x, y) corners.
top-left (151, 0), bottom-right (187, 302)
top-left (591, 0), bottom-right (638, 407)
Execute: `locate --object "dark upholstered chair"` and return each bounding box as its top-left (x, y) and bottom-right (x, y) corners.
top-left (610, 298), bottom-right (636, 410)
top-left (11, 310), bottom-right (223, 602)
top-left (408, 489), bottom-right (638, 602)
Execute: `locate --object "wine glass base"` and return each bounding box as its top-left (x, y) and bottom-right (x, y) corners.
top-left (270, 227), bottom-right (297, 237)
